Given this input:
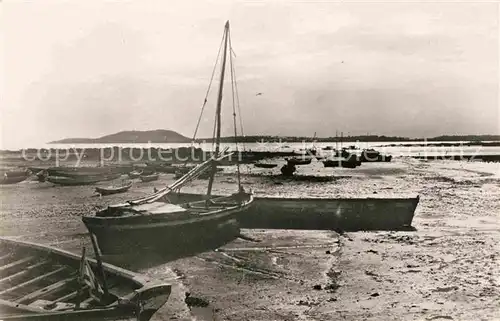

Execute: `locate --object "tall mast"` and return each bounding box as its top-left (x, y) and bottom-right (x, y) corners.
top-left (207, 21), bottom-right (230, 197)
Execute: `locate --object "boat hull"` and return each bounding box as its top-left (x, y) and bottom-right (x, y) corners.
top-left (0, 175), bottom-right (29, 185)
top-left (0, 238), bottom-right (171, 321)
top-left (95, 183), bottom-right (132, 196)
top-left (166, 193), bottom-right (419, 231)
top-left (82, 206), bottom-right (244, 256)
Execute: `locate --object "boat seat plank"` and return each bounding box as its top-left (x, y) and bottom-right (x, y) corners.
top-left (132, 202), bottom-right (188, 215)
top-left (0, 257), bottom-right (35, 274)
top-left (0, 260), bottom-right (49, 284)
top-left (16, 276), bottom-right (76, 304)
top-left (0, 253), bottom-right (13, 262)
top-left (0, 266), bottom-right (66, 296)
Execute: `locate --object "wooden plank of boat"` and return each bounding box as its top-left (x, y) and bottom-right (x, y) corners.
top-left (0, 237), bottom-right (171, 321)
top-left (15, 277), bottom-right (76, 304)
top-left (0, 257), bottom-right (35, 274)
top-left (0, 260), bottom-right (49, 285)
top-left (0, 266), bottom-right (68, 296)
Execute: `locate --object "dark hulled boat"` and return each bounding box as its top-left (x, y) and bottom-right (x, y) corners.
top-left (95, 181), bottom-right (133, 196)
top-left (0, 237), bottom-right (171, 321)
top-left (360, 149), bottom-right (393, 162)
top-left (0, 170), bottom-right (31, 185)
top-left (254, 163), bottom-right (278, 169)
top-left (166, 192), bottom-right (420, 231)
top-left (46, 173), bottom-right (121, 186)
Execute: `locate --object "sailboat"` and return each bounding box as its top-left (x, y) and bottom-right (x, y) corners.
top-left (82, 21), bottom-right (254, 256)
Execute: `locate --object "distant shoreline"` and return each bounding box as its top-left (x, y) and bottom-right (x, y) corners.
top-left (46, 129), bottom-right (500, 145)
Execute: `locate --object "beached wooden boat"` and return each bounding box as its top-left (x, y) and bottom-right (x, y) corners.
top-left (82, 22), bottom-right (254, 256)
top-left (0, 169), bottom-right (31, 185)
top-left (254, 163), bottom-right (278, 169)
top-left (0, 174), bottom-right (30, 185)
top-left (360, 149), bottom-right (393, 162)
top-left (166, 192), bottom-right (420, 231)
top-left (139, 173), bottom-right (159, 182)
top-left (30, 167), bottom-right (130, 178)
top-left (95, 181), bottom-right (133, 196)
top-left (323, 157), bottom-right (358, 168)
top-left (46, 173), bottom-right (121, 186)
top-left (0, 237), bottom-right (171, 321)
top-left (128, 170), bottom-right (143, 179)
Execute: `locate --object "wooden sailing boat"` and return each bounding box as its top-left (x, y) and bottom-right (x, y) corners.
top-left (0, 237), bottom-right (171, 320)
top-left (82, 21), bottom-right (254, 256)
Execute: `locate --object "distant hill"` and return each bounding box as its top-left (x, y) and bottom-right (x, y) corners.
top-left (49, 130), bottom-right (191, 144)
top-left (49, 130), bottom-right (500, 144)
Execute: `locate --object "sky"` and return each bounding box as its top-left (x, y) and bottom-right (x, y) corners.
top-left (1, 0), bottom-right (499, 149)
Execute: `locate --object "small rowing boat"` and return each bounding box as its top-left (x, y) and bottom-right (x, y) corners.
top-left (1, 174), bottom-right (31, 185)
top-left (95, 181), bottom-right (133, 196)
top-left (46, 173), bottom-right (121, 186)
top-left (0, 237), bottom-right (171, 320)
top-left (128, 170), bottom-right (143, 179)
top-left (139, 173), bottom-right (159, 182)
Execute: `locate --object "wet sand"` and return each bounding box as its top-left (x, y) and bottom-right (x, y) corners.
top-left (0, 158), bottom-right (499, 320)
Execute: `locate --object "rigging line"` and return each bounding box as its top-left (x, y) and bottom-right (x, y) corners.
top-left (229, 49), bottom-right (246, 152)
top-left (191, 29), bottom-right (226, 143)
top-left (228, 29), bottom-right (242, 188)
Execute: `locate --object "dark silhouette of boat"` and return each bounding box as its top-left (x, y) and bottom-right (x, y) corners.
top-left (46, 173), bottom-right (121, 186)
top-left (360, 149), bottom-right (393, 162)
top-left (323, 148), bottom-right (361, 168)
top-left (286, 157), bottom-right (313, 165)
top-left (166, 192), bottom-right (420, 231)
top-left (0, 170), bottom-right (31, 185)
top-left (254, 163), bottom-right (278, 169)
top-left (0, 237), bottom-right (171, 321)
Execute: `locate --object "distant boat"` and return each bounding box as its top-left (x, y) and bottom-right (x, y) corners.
top-left (286, 157), bottom-right (312, 166)
top-left (127, 170), bottom-right (143, 179)
top-left (0, 173), bottom-right (30, 185)
top-left (0, 237), bottom-right (171, 321)
top-left (82, 21), bottom-right (254, 256)
top-left (29, 166), bottom-right (129, 178)
top-left (323, 149), bottom-right (361, 168)
top-left (254, 163), bottom-right (278, 169)
top-left (139, 173), bottom-right (159, 182)
top-left (0, 169), bottom-right (31, 185)
top-left (95, 181), bottom-right (133, 196)
top-left (360, 149), bottom-right (392, 162)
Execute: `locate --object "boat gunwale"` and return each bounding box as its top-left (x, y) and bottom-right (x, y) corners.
top-left (83, 195), bottom-right (255, 225)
